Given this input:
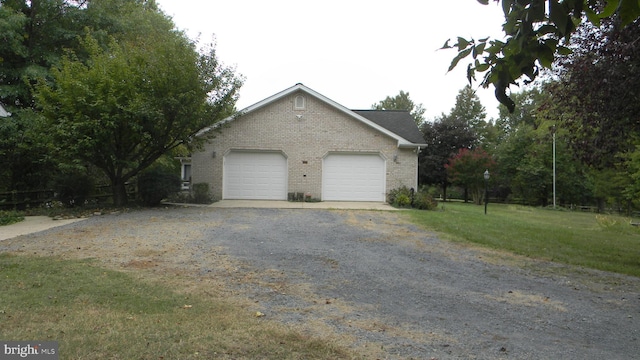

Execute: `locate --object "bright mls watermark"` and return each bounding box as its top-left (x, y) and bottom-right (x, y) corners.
top-left (1, 341), bottom-right (58, 359)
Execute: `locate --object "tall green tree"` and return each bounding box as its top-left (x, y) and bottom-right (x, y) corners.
top-left (449, 85), bottom-right (486, 129)
top-left (35, 19), bottom-right (242, 205)
top-left (444, 0), bottom-right (640, 111)
top-left (0, 110), bottom-right (55, 190)
top-left (448, 85), bottom-right (488, 147)
top-left (622, 142), bottom-right (640, 209)
top-left (372, 90), bottom-right (426, 125)
top-left (0, 0), bottom-right (87, 109)
top-left (0, 0), bottom-right (88, 190)
top-left (550, 18), bottom-right (639, 170)
top-left (0, 0), bottom-right (172, 191)
top-left (539, 17), bottom-right (639, 211)
top-left (493, 123), bottom-right (558, 206)
top-left (494, 97), bottom-right (590, 207)
top-left (495, 87), bottom-right (545, 139)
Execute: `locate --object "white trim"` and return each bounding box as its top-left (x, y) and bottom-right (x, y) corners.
top-left (178, 158), bottom-right (192, 190)
top-left (320, 150), bottom-right (388, 160)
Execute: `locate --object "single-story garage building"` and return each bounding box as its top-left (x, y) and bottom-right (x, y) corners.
top-left (189, 83), bottom-right (426, 202)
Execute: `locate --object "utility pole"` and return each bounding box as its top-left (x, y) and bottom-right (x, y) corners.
top-left (552, 126), bottom-right (556, 209)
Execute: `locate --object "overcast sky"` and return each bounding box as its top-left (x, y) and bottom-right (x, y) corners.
top-left (156, 0), bottom-right (507, 121)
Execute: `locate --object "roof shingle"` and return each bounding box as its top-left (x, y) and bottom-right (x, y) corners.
top-left (353, 110), bottom-right (425, 144)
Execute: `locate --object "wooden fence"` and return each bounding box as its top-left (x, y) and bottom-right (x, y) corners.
top-left (0, 189), bottom-right (55, 210)
top-left (0, 184), bottom-right (137, 210)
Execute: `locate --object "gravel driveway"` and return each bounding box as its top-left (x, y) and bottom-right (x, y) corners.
top-left (2, 207), bottom-right (639, 359)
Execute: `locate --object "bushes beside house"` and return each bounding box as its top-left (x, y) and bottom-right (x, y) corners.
top-left (387, 186), bottom-right (438, 210)
top-left (137, 167), bottom-right (181, 206)
top-left (168, 183), bottom-right (215, 204)
top-left (190, 183), bottom-right (214, 204)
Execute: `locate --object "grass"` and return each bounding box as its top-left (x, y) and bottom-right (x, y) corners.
top-left (0, 210), bottom-right (24, 226)
top-left (407, 202), bottom-right (640, 277)
top-left (0, 254), bottom-right (359, 359)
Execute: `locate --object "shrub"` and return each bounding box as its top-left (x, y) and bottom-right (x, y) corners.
top-left (422, 185), bottom-right (441, 199)
top-left (192, 183), bottom-right (214, 204)
top-left (138, 168), bottom-right (181, 206)
top-left (395, 194), bottom-right (411, 207)
top-left (387, 186), bottom-right (438, 210)
top-left (387, 186), bottom-right (412, 205)
top-left (0, 210), bottom-right (24, 226)
top-left (413, 191), bottom-right (438, 210)
top-left (54, 172), bottom-right (94, 207)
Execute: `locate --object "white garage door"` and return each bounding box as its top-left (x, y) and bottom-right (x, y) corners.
top-left (223, 151), bottom-right (287, 200)
top-left (323, 153), bottom-right (385, 201)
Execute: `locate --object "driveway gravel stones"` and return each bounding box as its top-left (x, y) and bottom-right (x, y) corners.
top-left (2, 206), bottom-right (639, 359)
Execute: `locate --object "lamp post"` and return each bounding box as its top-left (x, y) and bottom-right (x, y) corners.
top-left (484, 169), bottom-right (490, 215)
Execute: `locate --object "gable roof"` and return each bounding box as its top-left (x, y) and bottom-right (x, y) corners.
top-left (352, 110), bottom-right (425, 145)
top-left (201, 83), bottom-right (427, 148)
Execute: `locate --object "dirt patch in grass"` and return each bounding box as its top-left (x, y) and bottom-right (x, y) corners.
top-left (124, 259), bottom-right (159, 269)
top-left (485, 290), bottom-right (568, 312)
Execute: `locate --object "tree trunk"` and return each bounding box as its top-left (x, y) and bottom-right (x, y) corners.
top-left (596, 197), bottom-right (605, 213)
top-left (472, 187), bottom-right (482, 205)
top-left (112, 179), bottom-right (128, 207)
top-left (442, 184), bottom-right (448, 202)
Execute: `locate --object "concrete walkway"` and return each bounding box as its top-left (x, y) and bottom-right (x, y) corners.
top-left (208, 200), bottom-right (399, 211)
top-left (0, 216), bottom-right (86, 241)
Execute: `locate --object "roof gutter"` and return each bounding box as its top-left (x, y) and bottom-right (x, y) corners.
top-left (398, 142), bottom-right (427, 149)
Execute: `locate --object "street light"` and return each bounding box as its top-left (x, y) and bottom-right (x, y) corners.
top-left (484, 169), bottom-right (490, 215)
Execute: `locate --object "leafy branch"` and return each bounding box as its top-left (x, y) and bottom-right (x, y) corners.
top-left (443, 0), bottom-right (640, 112)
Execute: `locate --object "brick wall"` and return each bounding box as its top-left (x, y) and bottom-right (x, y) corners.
top-left (191, 91), bottom-right (419, 201)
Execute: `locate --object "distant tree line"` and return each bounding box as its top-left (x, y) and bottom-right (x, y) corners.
top-left (381, 12), bottom-right (639, 213)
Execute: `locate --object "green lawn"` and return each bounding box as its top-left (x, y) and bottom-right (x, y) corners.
top-left (0, 254), bottom-right (359, 359)
top-left (407, 202), bottom-right (640, 277)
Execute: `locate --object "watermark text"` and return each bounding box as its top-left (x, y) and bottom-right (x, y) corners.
top-left (1, 342), bottom-right (58, 359)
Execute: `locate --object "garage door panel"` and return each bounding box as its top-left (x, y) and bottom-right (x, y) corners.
top-left (323, 154), bottom-right (385, 201)
top-left (224, 152), bottom-right (287, 200)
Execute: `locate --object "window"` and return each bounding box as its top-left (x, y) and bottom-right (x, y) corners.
top-left (181, 163), bottom-right (191, 190)
top-left (294, 95), bottom-right (305, 110)
top-left (182, 164), bottom-right (191, 181)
